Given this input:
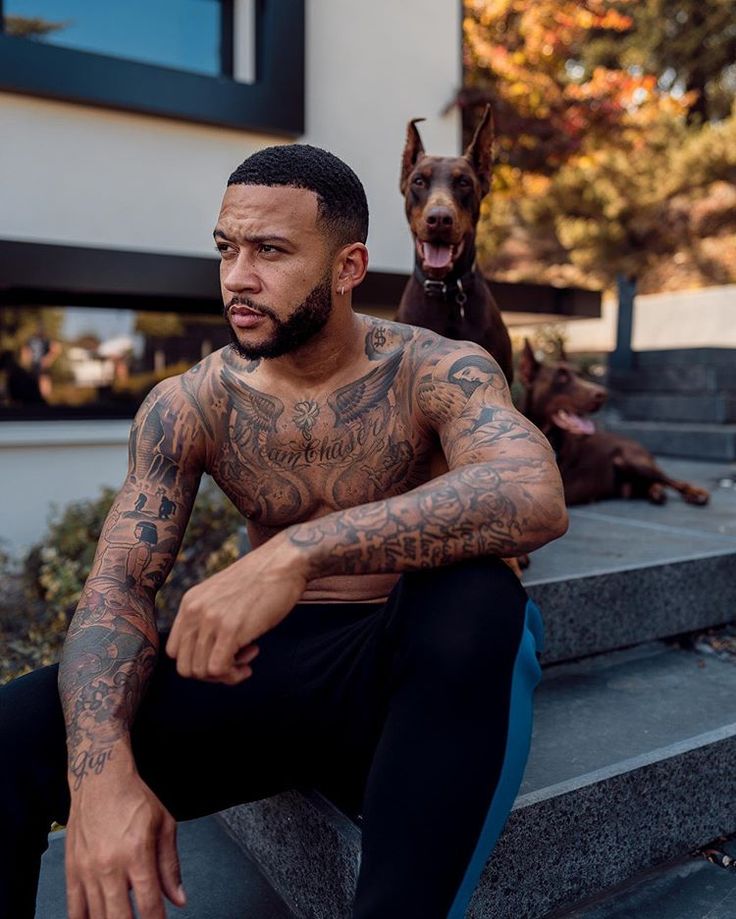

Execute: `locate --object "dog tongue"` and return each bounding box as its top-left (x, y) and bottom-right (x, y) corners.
top-left (422, 242), bottom-right (453, 269)
top-left (553, 410), bottom-right (595, 435)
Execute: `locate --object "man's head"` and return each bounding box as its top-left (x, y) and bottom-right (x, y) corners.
top-left (217, 145), bottom-right (370, 361)
top-left (228, 144), bottom-right (369, 250)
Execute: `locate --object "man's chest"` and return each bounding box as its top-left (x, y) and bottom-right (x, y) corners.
top-left (208, 377), bottom-right (436, 526)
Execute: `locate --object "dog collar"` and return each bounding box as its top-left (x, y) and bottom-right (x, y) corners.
top-left (412, 265), bottom-right (476, 319)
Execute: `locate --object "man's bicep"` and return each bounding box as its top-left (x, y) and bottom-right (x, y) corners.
top-left (439, 385), bottom-right (555, 471)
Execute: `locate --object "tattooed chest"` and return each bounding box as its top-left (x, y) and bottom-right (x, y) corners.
top-left (210, 398), bottom-right (431, 526)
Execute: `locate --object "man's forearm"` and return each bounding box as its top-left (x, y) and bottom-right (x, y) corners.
top-left (287, 461), bottom-right (567, 579)
top-left (58, 585), bottom-right (159, 791)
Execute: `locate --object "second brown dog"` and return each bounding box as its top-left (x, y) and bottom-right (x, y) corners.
top-left (519, 339), bottom-right (710, 507)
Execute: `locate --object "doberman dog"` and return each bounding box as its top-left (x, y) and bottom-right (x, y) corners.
top-left (519, 339), bottom-right (710, 507)
top-left (397, 105), bottom-right (514, 383)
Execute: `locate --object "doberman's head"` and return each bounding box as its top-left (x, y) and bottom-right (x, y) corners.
top-left (518, 339), bottom-right (607, 438)
top-left (400, 105), bottom-right (494, 280)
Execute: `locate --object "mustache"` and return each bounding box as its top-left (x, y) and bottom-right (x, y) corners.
top-left (225, 297), bottom-right (278, 322)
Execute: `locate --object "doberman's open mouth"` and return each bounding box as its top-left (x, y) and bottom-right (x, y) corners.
top-left (552, 409), bottom-right (596, 435)
top-left (417, 239), bottom-right (464, 272)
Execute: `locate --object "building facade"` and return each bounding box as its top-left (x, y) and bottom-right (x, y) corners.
top-left (0, 0), bottom-right (463, 552)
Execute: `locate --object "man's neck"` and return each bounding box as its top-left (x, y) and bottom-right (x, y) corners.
top-left (258, 308), bottom-right (367, 392)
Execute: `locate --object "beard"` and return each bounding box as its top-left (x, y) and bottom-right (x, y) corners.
top-left (224, 274), bottom-right (333, 360)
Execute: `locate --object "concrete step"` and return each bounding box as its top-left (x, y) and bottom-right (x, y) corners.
top-left (221, 641), bottom-right (736, 918)
top-left (608, 364), bottom-right (736, 394)
top-left (524, 458), bottom-right (736, 663)
top-left (550, 854), bottom-right (736, 918)
top-left (601, 420), bottom-right (736, 460)
top-left (607, 392), bottom-right (736, 423)
top-left (36, 815), bottom-right (295, 919)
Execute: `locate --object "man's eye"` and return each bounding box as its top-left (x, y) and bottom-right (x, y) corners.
top-left (216, 243), bottom-right (234, 255)
top-left (259, 244), bottom-right (281, 255)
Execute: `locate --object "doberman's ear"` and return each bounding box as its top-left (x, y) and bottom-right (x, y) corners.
top-left (463, 104), bottom-right (494, 197)
top-left (400, 118), bottom-right (426, 194)
top-left (518, 338), bottom-right (540, 387)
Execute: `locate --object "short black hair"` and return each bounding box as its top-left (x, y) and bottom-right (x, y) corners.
top-left (227, 144), bottom-right (369, 248)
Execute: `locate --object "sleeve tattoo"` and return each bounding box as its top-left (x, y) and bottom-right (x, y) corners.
top-left (58, 378), bottom-right (205, 789)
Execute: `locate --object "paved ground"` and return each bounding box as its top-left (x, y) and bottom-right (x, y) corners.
top-left (525, 457), bottom-right (736, 586)
top-left (36, 817), bottom-right (294, 919)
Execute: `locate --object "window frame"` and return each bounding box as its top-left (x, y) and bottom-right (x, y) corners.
top-left (0, 0), bottom-right (304, 135)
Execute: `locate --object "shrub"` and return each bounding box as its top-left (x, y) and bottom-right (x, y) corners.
top-left (28, 479), bottom-right (245, 630)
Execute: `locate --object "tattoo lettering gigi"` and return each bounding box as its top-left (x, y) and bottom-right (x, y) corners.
top-left (70, 747), bottom-right (114, 791)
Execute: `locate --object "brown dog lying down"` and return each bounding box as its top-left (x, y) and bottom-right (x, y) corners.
top-left (518, 339), bottom-right (710, 507)
top-left (396, 105), bottom-right (514, 384)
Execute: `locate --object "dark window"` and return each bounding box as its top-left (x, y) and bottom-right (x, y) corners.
top-left (0, 304), bottom-right (231, 420)
top-left (5, 0), bottom-right (223, 76)
top-left (0, 0), bottom-right (304, 134)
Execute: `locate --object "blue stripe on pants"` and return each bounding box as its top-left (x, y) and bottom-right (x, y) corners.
top-left (446, 598), bottom-right (544, 918)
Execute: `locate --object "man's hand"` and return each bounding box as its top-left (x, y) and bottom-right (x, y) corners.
top-left (66, 760), bottom-right (186, 919)
top-left (166, 533), bottom-right (308, 684)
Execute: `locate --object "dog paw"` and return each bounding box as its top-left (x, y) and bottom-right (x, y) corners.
top-left (683, 488), bottom-right (710, 506)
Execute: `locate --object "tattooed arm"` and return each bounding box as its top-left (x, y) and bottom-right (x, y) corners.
top-left (58, 376), bottom-right (207, 919)
top-left (286, 340), bottom-right (567, 573)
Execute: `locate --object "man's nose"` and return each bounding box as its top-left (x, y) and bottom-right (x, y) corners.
top-left (222, 253), bottom-right (261, 294)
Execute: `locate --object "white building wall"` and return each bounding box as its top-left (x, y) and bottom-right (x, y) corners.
top-left (0, 0), bottom-right (462, 554)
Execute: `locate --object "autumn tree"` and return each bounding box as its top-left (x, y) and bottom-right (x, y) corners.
top-left (462, 0), bottom-right (736, 297)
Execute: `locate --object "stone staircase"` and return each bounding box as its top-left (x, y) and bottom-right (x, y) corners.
top-left (37, 458), bottom-right (736, 918)
top-left (605, 349), bottom-right (736, 461)
top-left (219, 457), bottom-right (736, 918)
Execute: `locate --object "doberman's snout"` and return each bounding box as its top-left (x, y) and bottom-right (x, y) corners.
top-left (589, 385), bottom-right (607, 410)
top-left (425, 206), bottom-right (454, 231)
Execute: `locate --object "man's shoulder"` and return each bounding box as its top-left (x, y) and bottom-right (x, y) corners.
top-left (361, 316), bottom-right (495, 368)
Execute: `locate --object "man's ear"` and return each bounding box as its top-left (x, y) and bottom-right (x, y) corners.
top-left (400, 117), bottom-right (426, 194)
top-left (334, 242), bottom-right (369, 297)
top-left (518, 338), bottom-right (540, 387)
top-left (463, 104), bottom-right (494, 197)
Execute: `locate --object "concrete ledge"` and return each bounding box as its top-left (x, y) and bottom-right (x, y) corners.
top-left (221, 646), bottom-right (736, 918)
top-left (529, 550), bottom-right (736, 663)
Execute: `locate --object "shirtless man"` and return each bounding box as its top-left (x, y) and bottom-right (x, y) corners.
top-left (0, 144), bottom-right (567, 919)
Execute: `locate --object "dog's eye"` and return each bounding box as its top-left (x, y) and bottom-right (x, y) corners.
top-left (412, 176), bottom-right (426, 188)
top-left (456, 176), bottom-right (472, 188)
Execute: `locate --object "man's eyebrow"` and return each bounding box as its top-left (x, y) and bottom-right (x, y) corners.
top-left (213, 229), bottom-right (292, 245)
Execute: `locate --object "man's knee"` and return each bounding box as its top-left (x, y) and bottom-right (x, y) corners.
top-left (397, 558), bottom-right (529, 691)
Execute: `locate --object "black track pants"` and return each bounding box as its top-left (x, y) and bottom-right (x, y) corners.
top-left (0, 557), bottom-right (543, 918)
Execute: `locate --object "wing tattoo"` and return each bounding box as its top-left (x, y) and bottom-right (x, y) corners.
top-left (220, 363), bottom-right (284, 435)
top-left (328, 349), bottom-right (404, 427)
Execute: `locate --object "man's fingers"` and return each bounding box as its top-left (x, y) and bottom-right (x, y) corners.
top-left (129, 865), bottom-right (166, 919)
top-left (99, 874), bottom-right (133, 919)
top-left (208, 631), bottom-right (241, 677)
top-left (157, 819), bottom-right (187, 907)
top-left (191, 628), bottom-right (218, 678)
top-left (235, 643), bottom-right (260, 665)
top-left (66, 875), bottom-right (90, 919)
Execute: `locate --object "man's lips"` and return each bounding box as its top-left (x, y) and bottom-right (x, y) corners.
top-left (230, 305), bottom-right (267, 329)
